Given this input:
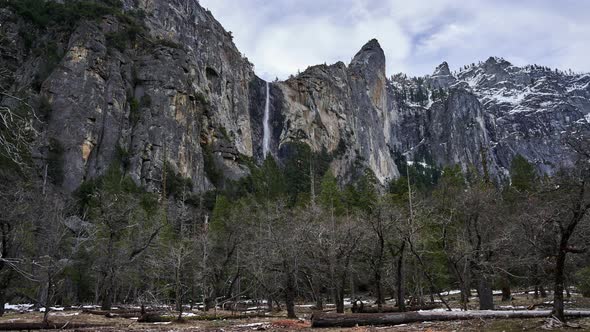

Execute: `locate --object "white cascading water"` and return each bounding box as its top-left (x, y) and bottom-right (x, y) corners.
top-left (262, 81), bottom-right (271, 158)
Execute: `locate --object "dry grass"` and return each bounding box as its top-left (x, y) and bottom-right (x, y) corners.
top-left (1, 293), bottom-right (589, 331)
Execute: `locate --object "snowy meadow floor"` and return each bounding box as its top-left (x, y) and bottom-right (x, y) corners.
top-left (2, 292), bottom-right (590, 331)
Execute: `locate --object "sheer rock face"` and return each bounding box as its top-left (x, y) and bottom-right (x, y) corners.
top-left (277, 39), bottom-right (398, 184)
top-left (6, 0), bottom-right (261, 192)
top-left (41, 15), bottom-right (219, 192)
top-left (2, 1), bottom-right (588, 193)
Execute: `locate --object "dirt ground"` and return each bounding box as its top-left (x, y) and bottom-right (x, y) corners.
top-left (2, 293), bottom-right (590, 331)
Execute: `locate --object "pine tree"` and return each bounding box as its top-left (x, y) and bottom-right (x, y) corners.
top-left (357, 169), bottom-right (378, 213)
top-left (510, 154), bottom-right (536, 192)
top-left (319, 170), bottom-right (343, 215)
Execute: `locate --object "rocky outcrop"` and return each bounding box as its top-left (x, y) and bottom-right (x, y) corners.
top-left (276, 39), bottom-right (398, 183)
top-left (1, 0), bottom-right (587, 194)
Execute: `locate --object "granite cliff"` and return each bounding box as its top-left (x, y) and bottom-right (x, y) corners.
top-left (1, 0), bottom-right (588, 194)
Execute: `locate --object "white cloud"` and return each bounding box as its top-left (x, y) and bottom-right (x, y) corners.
top-left (200, 0), bottom-right (590, 80)
top-left (250, 15), bottom-right (411, 76)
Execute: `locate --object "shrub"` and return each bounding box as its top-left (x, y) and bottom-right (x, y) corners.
top-left (106, 31), bottom-right (128, 52)
top-left (195, 92), bottom-right (209, 105)
top-left (164, 162), bottom-right (193, 198)
top-left (3, 0), bottom-right (123, 30)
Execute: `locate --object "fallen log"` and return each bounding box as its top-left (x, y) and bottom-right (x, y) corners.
top-left (84, 309), bottom-right (136, 315)
top-left (84, 308), bottom-right (164, 319)
top-left (354, 304), bottom-right (439, 313)
top-left (0, 322), bottom-right (107, 330)
top-left (106, 311), bottom-right (164, 318)
top-left (311, 310), bottom-right (590, 328)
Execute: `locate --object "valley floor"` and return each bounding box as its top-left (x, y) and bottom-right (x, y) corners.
top-left (2, 293), bottom-right (590, 331)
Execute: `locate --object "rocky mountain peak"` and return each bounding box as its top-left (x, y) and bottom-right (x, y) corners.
top-left (433, 61), bottom-right (451, 76)
top-left (482, 56), bottom-right (512, 72)
top-left (350, 38), bottom-right (385, 74)
top-left (430, 61), bottom-right (456, 89)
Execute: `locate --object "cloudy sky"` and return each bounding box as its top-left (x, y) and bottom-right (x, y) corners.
top-left (199, 0), bottom-right (590, 81)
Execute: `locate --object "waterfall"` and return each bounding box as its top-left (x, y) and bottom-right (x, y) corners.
top-left (262, 81), bottom-right (271, 158)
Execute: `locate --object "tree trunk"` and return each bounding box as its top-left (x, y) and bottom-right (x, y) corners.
top-left (396, 243), bottom-right (406, 311)
top-left (374, 232), bottom-right (385, 308)
top-left (204, 297), bottom-right (214, 311)
top-left (336, 273), bottom-right (347, 314)
top-left (101, 270), bottom-right (114, 311)
top-left (315, 297), bottom-right (323, 311)
top-left (43, 273), bottom-right (53, 324)
top-left (460, 286), bottom-right (468, 310)
top-left (311, 310), bottom-right (590, 328)
top-left (553, 242), bottom-right (568, 322)
top-left (175, 267), bottom-right (182, 313)
top-left (0, 224), bottom-right (12, 318)
top-left (375, 268), bottom-right (383, 309)
top-left (285, 269), bottom-right (296, 319)
top-left (532, 264), bottom-right (540, 299)
top-left (101, 280), bottom-right (113, 312)
top-left (478, 276), bottom-right (494, 310)
top-left (0, 289), bottom-right (5, 317)
top-left (336, 291), bottom-right (345, 314)
top-left (501, 285), bottom-right (512, 302)
top-left (101, 295), bottom-right (112, 311)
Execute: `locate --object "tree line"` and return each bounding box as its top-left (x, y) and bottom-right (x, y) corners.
top-left (0, 134), bottom-right (589, 323)
top-left (0, 87), bottom-right (589, 322)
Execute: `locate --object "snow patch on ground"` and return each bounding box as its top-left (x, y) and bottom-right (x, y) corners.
top-left (246, 306), bottom-right (266, 310)
top-left (39, 307), bottom-right (65, 312)
top-left (4, 303), bottom-right (34, 311)
top-left (236, 322), bottom-right (270, 328)
top-left (82, 305), bottom-right (100, 309)
top-left (440, 290), bottom-right (462, 296)
top-left (52, 312), bottom-right (80, 317)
